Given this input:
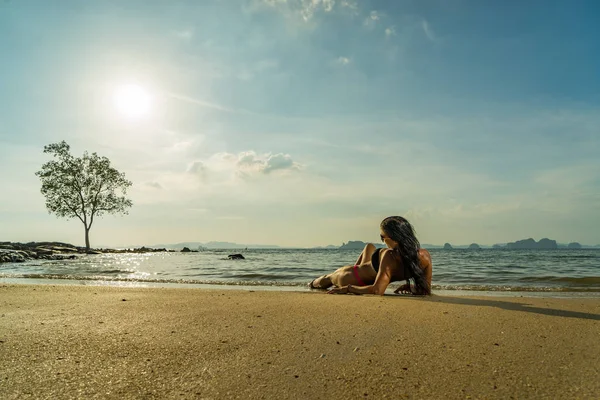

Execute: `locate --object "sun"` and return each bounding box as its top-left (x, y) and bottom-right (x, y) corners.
top-left (113, 84), bottom-right (152, 119)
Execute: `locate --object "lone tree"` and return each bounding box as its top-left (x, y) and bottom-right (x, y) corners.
top-left (35, 141), bottom-right (133, 251)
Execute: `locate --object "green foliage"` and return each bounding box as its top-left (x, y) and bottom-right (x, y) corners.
top-left (35, 141), bottom-right (132, 249)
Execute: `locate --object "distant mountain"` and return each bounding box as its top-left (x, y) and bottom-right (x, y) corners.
top-left (149, 241), bottom-right (281, 250)
top-left (506, 238), bottom-right (557, 249)
top-left (142, 239), bottom-right (598, 251)
top-left (422, 244), bottom-right (443, 249)
top-left (339, 241), bottom-right (385, 250)
top-left (203, 241), bottom-right (280, 249)
top-left (149, 242), bottom-right (204, 250)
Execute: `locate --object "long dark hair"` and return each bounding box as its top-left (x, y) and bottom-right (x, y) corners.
top-left (380, 216), bottom-right (430, 295)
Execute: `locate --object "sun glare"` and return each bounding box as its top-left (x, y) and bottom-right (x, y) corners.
top-left (113, 84), bottom-right (152, 119)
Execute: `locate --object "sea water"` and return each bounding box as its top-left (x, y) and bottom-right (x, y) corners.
top-left (1, 248), bottom-right (599, 296)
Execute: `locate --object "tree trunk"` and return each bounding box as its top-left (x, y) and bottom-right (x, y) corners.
top-left (85, 226), bottom-right (90, 251)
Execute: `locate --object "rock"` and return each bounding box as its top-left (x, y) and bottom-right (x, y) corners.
top-left (468, 243), bottom-right (481, 249)
top-left (35, 247), bottom-right (55, 255)
top-left (443, 243), bottom-right (453, 250)
top-left (181, 247), bottom-right (191, 252)
top-left (0, 241), bottom-right (236, 263)
top-left (51, 254), bottom-right (77, 260)
top-left (0, 250), bottom-right (28, 263)
top-left (228, 253), bottom-right (245, 260)
top-left (47, 246), bottom-right (78, 253)
top-left (567, 242), bottom-right (582, 249)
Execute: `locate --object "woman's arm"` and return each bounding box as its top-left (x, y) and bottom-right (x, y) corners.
top-left (393, 249), bottom-right (433, 295)
top-left (420, 250), bottom-right (433, 294)
top-left (326, 284), bottom-right (376, 295)
top-left (327, 251), bottom-right (394, 296)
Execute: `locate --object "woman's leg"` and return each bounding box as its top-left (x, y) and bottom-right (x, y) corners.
top-left (310, 272), bottom-right (334, 289)
top-left (310, 266), bottom-right (351, 289)
top-left (355, 243), bottom-right (377, 266)
top-left (309, 243), bottom-right (377, 289)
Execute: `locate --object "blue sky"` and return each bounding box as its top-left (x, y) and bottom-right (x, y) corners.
top-left (1, 0), bottom-right (599, 247)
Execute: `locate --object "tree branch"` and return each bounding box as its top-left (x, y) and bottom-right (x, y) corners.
top-left (62, 199), bottom-right (84, 224)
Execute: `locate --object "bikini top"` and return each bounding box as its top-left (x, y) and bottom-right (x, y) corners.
top-left (371, 248), bottom-right (382, 273)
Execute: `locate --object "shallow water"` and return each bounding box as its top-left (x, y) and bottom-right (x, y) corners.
top-left (1, 248), bottom-right (599, 295)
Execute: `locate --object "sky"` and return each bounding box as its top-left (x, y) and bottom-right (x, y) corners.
top-left (1, 0), bottom-right (599, 248)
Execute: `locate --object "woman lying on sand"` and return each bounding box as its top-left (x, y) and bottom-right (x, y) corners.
top-left (309, 216), bottom-right (432, 295)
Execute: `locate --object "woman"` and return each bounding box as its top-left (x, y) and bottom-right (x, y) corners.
top-left (309, 216), bottom-right (432, 295)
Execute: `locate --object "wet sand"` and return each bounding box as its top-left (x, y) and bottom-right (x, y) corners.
top-left (1, 284), bottom-right (599, 399)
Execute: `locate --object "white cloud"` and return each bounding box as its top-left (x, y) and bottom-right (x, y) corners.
top-left (299, 0), bottom-right (336, 21)
top-left (422, 19), bottom-right (436, 42)
top-left (262, 0), bottom-right (288, 5)
top-left (236, 151), bottom-right (267, 173)
top-left (340, 0), bottom-right (359, 14)
top-left (187, 151), bottom-right (303, 183)
top-left (336, 56), bottom-right (351, 65)
top-left (364, 10), bottom-right (381, 27)
top-left (187, 160), bottom-right (209, 182)
top-left (257, 0), bottom-right (357, 22)
top-left (321, 0), bottom-right (335, 12)
top-left (235, 151), bottom-right (302, 176)
top-left (263, 153), bottom-right (298, 173)
top-left (385, 26), bottom-right (396, 37)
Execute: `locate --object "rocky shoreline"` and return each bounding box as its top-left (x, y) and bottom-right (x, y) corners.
top-left (0, 242), bottom-right (171, 264)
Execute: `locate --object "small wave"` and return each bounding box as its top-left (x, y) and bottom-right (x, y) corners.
top-left (2, 273), bottom-right (600, 292)
top-left (517, 276), bottom-right (600, 285)
top-left (227, 273), bottom-right (299, 280)
top-left (97, 269), bottom-right (131, 274)
top-left (0, 273), bottom-right (305, 287)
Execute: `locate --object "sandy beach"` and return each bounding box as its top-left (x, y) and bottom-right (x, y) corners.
top-left (1, 285), bottom-right (598, 399)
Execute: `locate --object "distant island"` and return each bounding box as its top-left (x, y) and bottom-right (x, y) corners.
top-left (333, 239), bottom-right (595, 250)
top-left (104, 239), bottom-right (600, 251)
top-left (2, 238), bottom-right (597, 263)
top-left (149, 241), bottom-right (281, 250)
top-left (339, 241), bottom-right (385, 250)
top-left (436, 239), bottom-right (595, 250)
top-left (506, 238), bottom-right (557, 249)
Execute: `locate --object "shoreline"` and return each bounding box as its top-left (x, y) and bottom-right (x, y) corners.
top-left (2, 278), bottom-right (600, 298)
top-left (1, 284), bottom-right (598, 399)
